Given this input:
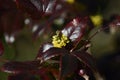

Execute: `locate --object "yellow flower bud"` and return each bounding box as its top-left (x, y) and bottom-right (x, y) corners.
top-left (66, 0), bottom-right (75, 4)
top-left (90, 15), bottom-right (103, 27)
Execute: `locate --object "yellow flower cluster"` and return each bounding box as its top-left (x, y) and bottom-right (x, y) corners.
top-left (90, 15), bottom-right (103, 27)
top-left (66, 0), bottom-right (75, 4)
top-left (52, 31), bottom-right (69, 48)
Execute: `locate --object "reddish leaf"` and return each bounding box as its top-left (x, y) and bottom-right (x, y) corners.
top-left (15, 0), bottom-right (57, 19)
top-left (0, 41), bottom-right (4, 56)
top-left (33, 8), bottom-right (65, 38)
top-left (42, 0), bottom-right (57, 15)
top-left (0, 0), bottom-right (25, 43)
top-left (0, 0), bottom-right (17, 12)
top-left (0, 10), bottom-right (24, 43)
top-left (1, 11), bottom-right (24, 34)
top-left (36, 43), bottom-right (53, 58)
top-left (60, 54), bottom-right (79, 78)
top-left (36, 43), bottom-right (69, 62)
top-left (33, 68), bottom-right (51, 80)
top-left (1, 61), bottom-right (40, 74)
top-left (72, 50), bottom-right (97, 71)
top-left (61, 17), bottom-right (89, 46)
top-left (15, 0), bottom-right (43, 19)
top-left (8, 68), bottom-right (51, 80)
top-left (8, 73), bottom-right (38, 80)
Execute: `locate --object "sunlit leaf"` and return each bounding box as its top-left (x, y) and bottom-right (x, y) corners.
top-left (36, 43), bottom-right (53, 58)
top-left (61, 17), bottom-right (89, 46)
top-left (36, 43), bottom-right (69, 62)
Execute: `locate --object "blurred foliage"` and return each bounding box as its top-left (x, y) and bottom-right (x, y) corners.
top-left (0, 0), bottom-right (120, 80)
